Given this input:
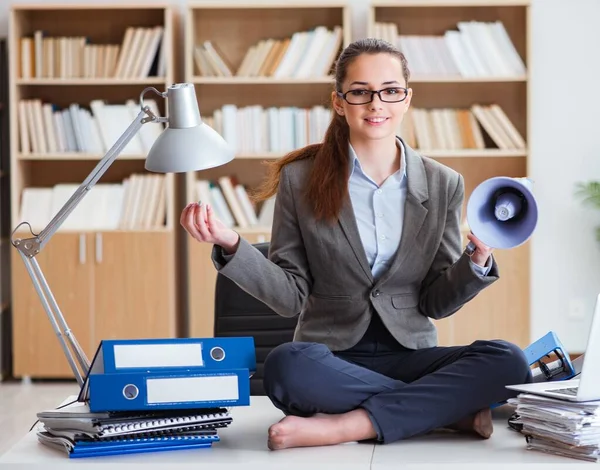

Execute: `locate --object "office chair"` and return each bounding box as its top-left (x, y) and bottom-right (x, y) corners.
top-left (214, 242), bottom-right (298, 395)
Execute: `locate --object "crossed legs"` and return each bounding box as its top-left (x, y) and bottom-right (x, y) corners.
top-left (263, 338), bottom-right (531, 449)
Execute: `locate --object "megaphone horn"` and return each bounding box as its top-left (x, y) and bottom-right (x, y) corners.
top-left (465, 176), bottom-right (538, 255)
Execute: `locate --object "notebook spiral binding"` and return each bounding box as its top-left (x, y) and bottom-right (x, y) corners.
top-left (96, 411), bottom-right (232, 437)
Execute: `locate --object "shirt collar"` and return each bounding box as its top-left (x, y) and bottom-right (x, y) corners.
top-left (348, 137), bottom-right (407, 181)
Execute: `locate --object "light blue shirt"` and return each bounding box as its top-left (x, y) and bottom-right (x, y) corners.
top-left (348, 139), bottom-right (491, 282)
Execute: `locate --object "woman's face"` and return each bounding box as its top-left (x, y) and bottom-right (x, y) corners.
top-left (332, 53), bottom-right (412, 144)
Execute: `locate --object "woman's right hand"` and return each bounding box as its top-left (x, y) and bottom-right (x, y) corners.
top-left (180, 202), bottom-right (240, 254)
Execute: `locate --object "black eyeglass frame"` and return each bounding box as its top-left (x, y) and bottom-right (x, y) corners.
top-left (336, 87), bottom-right (409, 105)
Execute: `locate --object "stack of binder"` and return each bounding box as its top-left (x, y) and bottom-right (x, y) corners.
top-left (509, 393), bottom-right (600, 462)
top-left (36, 337), bottom-right (256, 458)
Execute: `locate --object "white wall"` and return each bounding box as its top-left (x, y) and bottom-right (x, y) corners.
top-left (529, 0), bottom-right (600, 352)
top-left (1, 0), bottom-right (599, 351)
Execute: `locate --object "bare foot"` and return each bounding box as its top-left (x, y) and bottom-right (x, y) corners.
top-left (448, 408), bottom-right (493, 439)
top-left (267, 409), bottom-right (377, 450)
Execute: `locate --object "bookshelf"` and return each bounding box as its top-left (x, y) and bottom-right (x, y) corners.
top-left (184, 1), bottom-right (351, 338)
top-left (370, 0), bottom-right (531, 348)
top-left (8, 4), bottom-right (177, 378)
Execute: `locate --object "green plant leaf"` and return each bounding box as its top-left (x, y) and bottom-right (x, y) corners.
top-left (575, 181), bottom-right (600, 209)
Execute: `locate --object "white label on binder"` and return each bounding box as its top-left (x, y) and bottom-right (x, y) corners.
top-left (146, 375), bottom-right (239, 403)
top-left (113, 344), bottom-right (204, 369)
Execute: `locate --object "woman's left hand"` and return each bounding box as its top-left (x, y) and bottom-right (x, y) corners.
top-left (467, 232), bottom-right (493, 267)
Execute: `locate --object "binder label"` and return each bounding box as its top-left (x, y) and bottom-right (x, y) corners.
top-left (146, 375), bottom-right (240, 404)
top-left (113, 343), bottom-right (204, 369)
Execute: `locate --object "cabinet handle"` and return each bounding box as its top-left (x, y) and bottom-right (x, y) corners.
top-left (95, 233), bottom-right (103, 264)
top-left (79, 234), bottom-right (86, 264)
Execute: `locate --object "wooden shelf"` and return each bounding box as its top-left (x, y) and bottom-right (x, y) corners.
top-left (16, 78), bottom-right (168, 86)
top-left (17, 153), bottom-right (147, 161)
top-left (422, 149), bottom-right (527, 158)
top-left (9, 4), bottom-right (179, 379)
top-left (185, 1), bottom-right (351, 339)
top-left (188, 1), bottom-right (349, 8)
top-left (193, 77), bottom-right (335, 85)
top-left (409, 75), bottom-right (528, 83)
top-left (371, 1), bottom-right (531, 349)
top-left (233, 149), bottom-right (527, 160)
top-left (12, 228), bottom-right (173, 235)
top-left (372, 0), bottom-right (529, 6)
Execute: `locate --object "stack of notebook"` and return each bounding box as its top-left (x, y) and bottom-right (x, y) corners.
top-left (35, 399), bottom-right (233, 458)
top-left (508, 393), bottom-right (600, 462)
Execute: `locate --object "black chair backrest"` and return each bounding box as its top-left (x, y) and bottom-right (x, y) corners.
top-left (214, 242), bottom-right (298, 395)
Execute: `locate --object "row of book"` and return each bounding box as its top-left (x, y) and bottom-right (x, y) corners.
top-left (17, 98), bottom-right (163, 155)
top-left (401, 104), bottom-right (526, 151)
top-left (17, 98), bottom-right (525, 158)
top-left (19, 174), bottom-right (167, 232)
top-left (203, 103), bottom-right (524, 154)
top-left (374, 20), bottom-right (526, 77)
top-left (19, 27), bottom-right (166, 79)
top-left (195, 176), bottom-right (274, 230)
top-left (509, 393), bottom-right (600, 462)
top-left (203, 105), bottom-right (331, 155)
top-left (194, 26), bottom-right (343, 79)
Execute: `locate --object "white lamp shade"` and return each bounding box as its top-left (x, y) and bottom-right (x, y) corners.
top-left (145, 122), bottom-right (234, 173)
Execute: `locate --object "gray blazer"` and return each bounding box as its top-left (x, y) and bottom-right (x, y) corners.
top-left (212, 141), bottom-right (499, 351)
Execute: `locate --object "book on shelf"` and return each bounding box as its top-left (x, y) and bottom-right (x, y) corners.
top-left (401, 104), bottom-right (526, 152)
top-left (194, 26), bottom-right (342, 79)
top-left (17, 98), bottom-right (163, 156)
top-left (374, 20), bottom-right (526, 78)
top-left (195, 176), bottom-right (273, 230)
top-left (19, 26), bottom-right (165, 79)
top-left (204, 104), bottom-right (332, 155)
top-left (18, 174), bottom-right (167, 232)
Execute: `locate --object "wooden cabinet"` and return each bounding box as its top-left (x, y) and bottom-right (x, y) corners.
top-left (92, 232), bottom-right (176, 342)
top-left (12, 231), bottom-right (176, 378)
top-left (12, 233), bottom-right (94, 377)
top-left (188, 230), bottom-right (271, 338)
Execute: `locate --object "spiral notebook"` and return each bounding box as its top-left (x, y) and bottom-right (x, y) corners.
top-left (37, 400), bottom-right (232, 436)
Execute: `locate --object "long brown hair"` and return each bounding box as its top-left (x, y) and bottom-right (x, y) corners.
top-left (253, 38), bottom-right (410, 222)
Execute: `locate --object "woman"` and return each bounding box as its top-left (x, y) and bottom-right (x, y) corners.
top-left (180, 38), bottom-right (532, 450)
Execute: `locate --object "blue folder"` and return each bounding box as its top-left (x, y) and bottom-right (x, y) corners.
top-left (96, 337), bottom-right (256, 374)
top-left (78, 337), bottom-right (256, 410)
top-left (87, 368), bottom-right (250, 412)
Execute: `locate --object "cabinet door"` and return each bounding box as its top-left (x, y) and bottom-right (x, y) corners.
top-left (92, 232), bottom-right (176, 343)
top-left (435, 244), bottom-right (530, 349)
top-left (188, 231), bottom-right (271, 338)
top-left (12, 233), bottom-right (94, 378)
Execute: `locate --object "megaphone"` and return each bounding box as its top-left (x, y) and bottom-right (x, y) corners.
top-left (465, 176), bottom-right (538, 255)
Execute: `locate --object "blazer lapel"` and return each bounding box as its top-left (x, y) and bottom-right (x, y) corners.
top-left (338, 198), bottom-right (374, 284)
top-left (376, 143), bottom-right (429, 286)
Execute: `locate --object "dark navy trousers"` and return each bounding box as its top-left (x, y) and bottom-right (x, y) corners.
top-left (263, 313), bottom-right (532, 444)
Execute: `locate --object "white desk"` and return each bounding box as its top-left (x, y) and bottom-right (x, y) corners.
top-left (0, 396), bottom-right (588, 469)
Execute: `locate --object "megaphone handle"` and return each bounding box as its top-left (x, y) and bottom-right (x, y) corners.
top-left (465, 241), bottom-right (476, 256)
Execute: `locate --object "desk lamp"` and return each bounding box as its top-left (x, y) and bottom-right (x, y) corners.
top-left (10, 83), bottom-right (234, 386)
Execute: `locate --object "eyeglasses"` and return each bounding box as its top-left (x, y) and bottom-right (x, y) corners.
top-left (337, 87), bottom-right (409, 105)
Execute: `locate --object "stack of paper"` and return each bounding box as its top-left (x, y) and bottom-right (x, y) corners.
top-left (35, 400), bottom-right (232, 458)
top-left (509, 393), bottom-right (600, 462)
